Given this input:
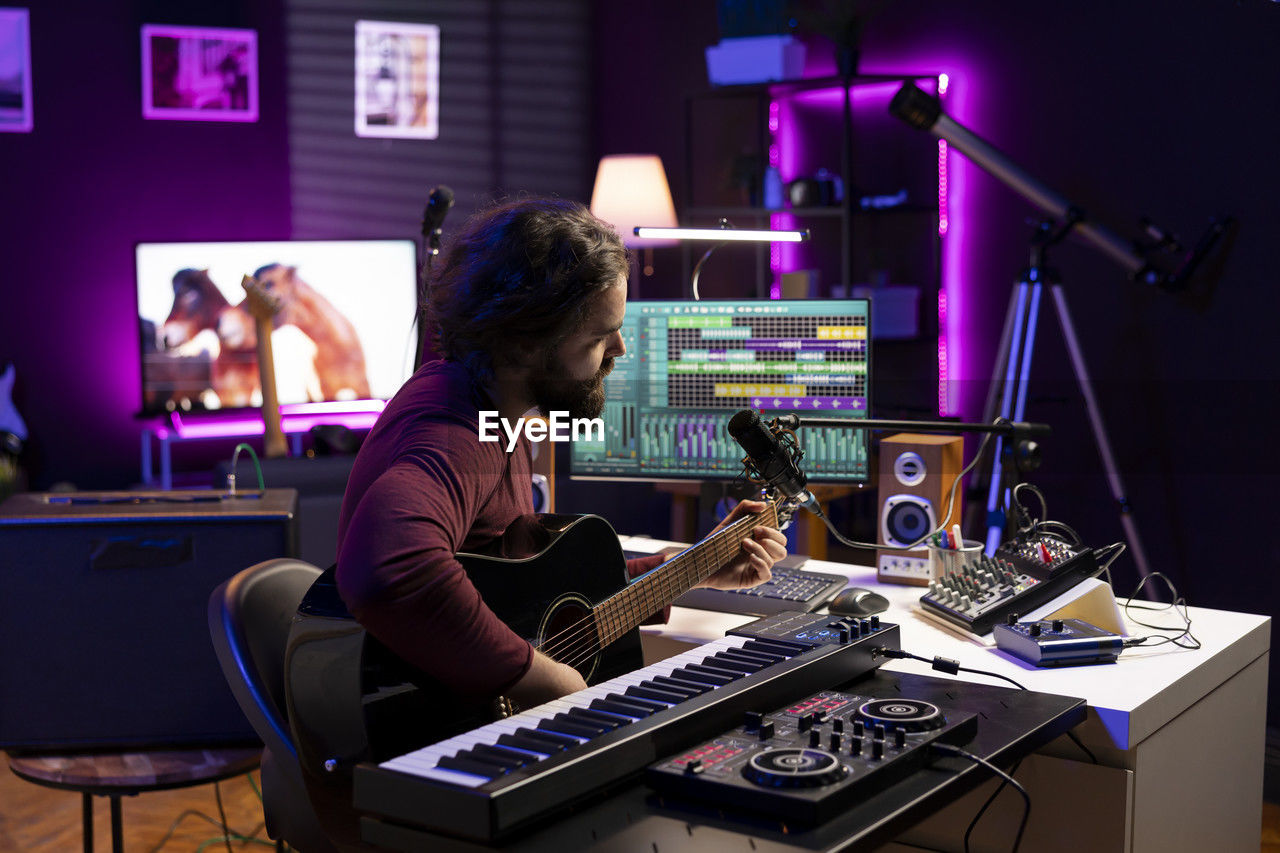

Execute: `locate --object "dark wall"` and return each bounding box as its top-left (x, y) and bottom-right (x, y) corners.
top-left (594, 0), bottom-right (1279, 719)
top-left (0, 0), bottom-right (597, 491)
top-left (0, 0), bottom-right (291, 489)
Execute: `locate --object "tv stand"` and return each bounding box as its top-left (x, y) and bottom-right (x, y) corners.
top-left (140, 404), bottom-right (381, 489)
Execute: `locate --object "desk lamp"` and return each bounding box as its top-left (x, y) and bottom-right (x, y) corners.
top-left (634, 222), bottom-right (810, 300)
top-left (589, 155), bottom-right (679, 285)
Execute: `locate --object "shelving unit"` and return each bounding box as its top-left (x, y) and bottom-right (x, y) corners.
top-left (682, 72), bottom-right (947, 414)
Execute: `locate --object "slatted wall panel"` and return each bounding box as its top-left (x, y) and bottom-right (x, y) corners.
top-left (284, 0), bottom-right (594, 239)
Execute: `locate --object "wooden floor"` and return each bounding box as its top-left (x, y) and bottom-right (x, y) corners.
top-left (2, 752), bottom-right (1278, 852)
top-left (0, 754), bottom-right (273, 852)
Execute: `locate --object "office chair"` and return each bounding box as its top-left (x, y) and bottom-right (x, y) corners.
top-left (208, 558), bottom-right (339, 853)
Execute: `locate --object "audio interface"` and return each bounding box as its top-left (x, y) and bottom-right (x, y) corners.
top-left (993, 617), bottom-right (1124, 666)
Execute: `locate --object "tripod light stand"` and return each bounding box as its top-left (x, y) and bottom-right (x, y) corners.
top-left (889, 82), bottom-right (1234, 579)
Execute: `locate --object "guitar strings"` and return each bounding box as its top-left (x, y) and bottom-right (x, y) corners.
top-left (533, 508), bottom-right (769, 669)
top-left (532, 520), bottom-right (746, 669)
top-left (534, 512), bottom-right (764, 670)
top-left (533, 503), bottom-right (779, 673)
top-left (538, 502), bottom-right (780, 672)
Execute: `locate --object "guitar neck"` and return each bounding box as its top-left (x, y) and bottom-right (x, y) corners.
top-left (252, 317), bottom-right (288, 459)
top-left (593, 502), bottom-right (779, 647)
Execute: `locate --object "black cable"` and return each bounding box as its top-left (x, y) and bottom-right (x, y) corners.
top-left (814, 430), bottom-right (995, 551)
top-left (214, 781), bottom-right (234, 853)
top-left (1065, 730), bottom-right (1097, 764)
top-left (963, 758), bottom-right (1022, 853)
top-left (146, 809), bottom-right (227, 853)
top-left (1120, 572), bottom-right (1200, 650)
top-left (931, 743), bottom-right (1031, 853)
top-left (873, 647), bottom-right (1030, 691)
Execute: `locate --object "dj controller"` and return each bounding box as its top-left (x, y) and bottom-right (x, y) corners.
top-left (646, 690), bottom-right (977, 824)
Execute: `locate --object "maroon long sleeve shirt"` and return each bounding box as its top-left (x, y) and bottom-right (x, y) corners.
top-left (335, 360), bottom-right (664, 700)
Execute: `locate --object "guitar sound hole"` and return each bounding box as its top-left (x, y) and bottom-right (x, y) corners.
top-left (538, 593), bottom-right (600, 681)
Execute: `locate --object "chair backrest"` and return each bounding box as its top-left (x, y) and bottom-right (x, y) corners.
top-left (209, 558), bottom-right (338, 852)
top-left (209, 558), bottom-right (320, 755)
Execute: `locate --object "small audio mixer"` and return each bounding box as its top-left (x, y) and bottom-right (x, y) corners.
top-left (645, 690), bottom-right (977, 824)
top-left (919, 535), bottom-right (1103, 636)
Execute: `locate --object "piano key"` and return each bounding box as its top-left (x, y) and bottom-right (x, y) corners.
top-left (494, 733), bottom-right (556, 756)
top-left (702, 654), bottom-right (757, 674)
top-left (743, 638), bottom-right (809, 656)
top-left (649, 675), bottom-right (707, 698)
top-left (625, 683), bottom-right (689, 705)
top-left (455, 748), bottom-right (525, 771)
top-left (679, 664), bottom-right (738, 685)
top-left (719, 647), bottom-right (783, 666)
top-left (437, 754), bottom-right (504, 779)
top-left (603, 691), bottom-right (668, 713)
top-left (563, 708), bottom-right (624, 731)
top-left (471, 744), bottom-right (537, 767)
top-left (589, 697), bottom-right (651, 718)
top-left (510, 728), bottom-right (579, 750)
top-left (539, 715), bottom-right (606, 739)
top-left (569, 706), bottom-right (633, 727)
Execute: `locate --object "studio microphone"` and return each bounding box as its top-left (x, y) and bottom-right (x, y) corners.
top-left (727, 409), bottom-right (816, 510)
top-left (421, 184), bottom-right (455, 239)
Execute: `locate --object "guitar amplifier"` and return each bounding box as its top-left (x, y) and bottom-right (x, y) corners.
top-left (0, 488), bottom-right (298, 751)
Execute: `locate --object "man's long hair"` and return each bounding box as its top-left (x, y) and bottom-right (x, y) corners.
top-left (425, 197), bottom-right (630, 380)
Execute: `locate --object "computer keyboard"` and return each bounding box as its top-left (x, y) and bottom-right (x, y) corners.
top-left (622, 551), bottom-right (848, 616)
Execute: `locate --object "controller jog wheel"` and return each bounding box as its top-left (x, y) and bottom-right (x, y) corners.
top-left (743, 748), bottom-right (849, 788)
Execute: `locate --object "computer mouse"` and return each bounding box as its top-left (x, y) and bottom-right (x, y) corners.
top-left (827, 586), bottom-right (890, 617)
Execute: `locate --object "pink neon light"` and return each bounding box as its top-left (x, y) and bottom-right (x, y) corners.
top-left (787, 81), bottom-right (906, 108)
top-left (937, 289), bottom-right (949, 414)
top-left (937, 140), bottom-right (949, 236)
top-left (167, 403), bottom-right (384, 439)
top-left (938, 74), bottom-right (949, 96)
top-left (768, 100), bottom-right (779, 133)
top-left (279, 400), bottom-right (386, 415)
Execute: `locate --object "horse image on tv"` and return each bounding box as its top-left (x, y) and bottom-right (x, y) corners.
top-left (148, 265), bottom-right (371, 410)
top-left (253, 263), bottom-right (372, 401)
top-left (152, 267), bottom-right (260, 409)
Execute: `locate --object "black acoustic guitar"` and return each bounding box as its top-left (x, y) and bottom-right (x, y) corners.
top-left (283, 500), bottom-right (787, 840)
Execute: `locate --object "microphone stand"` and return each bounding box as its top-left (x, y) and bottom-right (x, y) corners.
top-left (775, 413), bottom-right (1048, 478)
top-left (414, 221), bottom-right (444, 372)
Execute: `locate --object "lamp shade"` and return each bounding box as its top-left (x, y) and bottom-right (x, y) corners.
top-left (589, 154), bottom-right (678, 247)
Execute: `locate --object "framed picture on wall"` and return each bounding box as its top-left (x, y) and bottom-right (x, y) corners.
top-left (141, 24), bottom-right (258, 122)
top-left (0, 8), bottom-right (33, 133)
top-left (355, 20), bottom-right (440, 139)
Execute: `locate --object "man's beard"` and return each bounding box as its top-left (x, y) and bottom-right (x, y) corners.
top-left (529, 354), bottom-right (614, 419)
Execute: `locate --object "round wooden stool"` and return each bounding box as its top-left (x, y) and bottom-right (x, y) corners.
top-left (7, 747), bottom-right (261, 853)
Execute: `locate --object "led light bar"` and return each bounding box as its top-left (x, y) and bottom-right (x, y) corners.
top-left (633, 226), bottom-right (809, 242)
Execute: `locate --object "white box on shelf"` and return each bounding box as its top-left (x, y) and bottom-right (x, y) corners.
top-left (705, 35), bottom-right (806, 86)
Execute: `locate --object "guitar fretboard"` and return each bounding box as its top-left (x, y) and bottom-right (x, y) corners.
top-left (592, 502), bottom-right (780, 648)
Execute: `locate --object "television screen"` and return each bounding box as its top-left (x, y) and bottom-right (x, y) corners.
top-left (135, 239), bottom-right (418, 416)
top-left (569, 298), bottom-right (871, 484)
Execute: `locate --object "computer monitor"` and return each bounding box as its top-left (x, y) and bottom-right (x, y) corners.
top-left (135, 239), bottom-right (418, 416)
top-left (570, 298), bottom-right (870, 484)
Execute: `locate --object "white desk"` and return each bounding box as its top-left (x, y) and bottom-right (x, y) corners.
top-left (623, 536), bottom-right (1271, 853)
